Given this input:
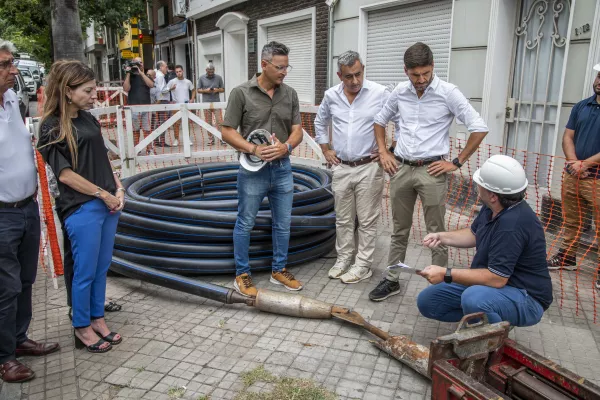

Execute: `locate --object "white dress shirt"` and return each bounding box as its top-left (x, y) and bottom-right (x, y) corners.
top-left (0, 89), bottom-right (37, 202)
top-left (374, 75), bottom-right (488, 160)
top-left (154, 70), bottom-right (170, 102)
top-left (315, 79), bottom-right (391, 161)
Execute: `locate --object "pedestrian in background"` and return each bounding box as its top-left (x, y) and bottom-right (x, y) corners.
top-left (38, 60), bottom-right (124, 353)
top-left (167, 65), bottom-right (195, 145)
top-left (0, 38), bottom-right (59, 384)
top-left (122, 57), bottom-right (153, 151)
top-left (198, 62), bottom-right (225, 145)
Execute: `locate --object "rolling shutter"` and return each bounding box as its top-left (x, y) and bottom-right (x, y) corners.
top-left (267, 18), bottom-right (313, 103)
top-left (366, 0), bottom-right (453, 86)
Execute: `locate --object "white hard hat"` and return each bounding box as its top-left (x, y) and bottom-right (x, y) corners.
top-left (593, 63), bottom-right (600, 72)
top-left (473, 155), bottom-right (528, 195)
top-left (239, 129), bottom-right (272, 172)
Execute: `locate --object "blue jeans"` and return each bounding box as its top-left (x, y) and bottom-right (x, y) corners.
top-left (417, 283), bottom-right (544, 327)
top-left (64, 199), bottom-right (120, 328)
top-left (234, 158), bottom-right (293, 276)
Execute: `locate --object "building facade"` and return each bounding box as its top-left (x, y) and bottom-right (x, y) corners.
top-left (187, 0), bottom-right (329, 104)
top-left (153, 0), bottom-right (194, 77)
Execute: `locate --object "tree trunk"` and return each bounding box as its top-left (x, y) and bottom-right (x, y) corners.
top-left (51, 0), bottom-right (85, 62)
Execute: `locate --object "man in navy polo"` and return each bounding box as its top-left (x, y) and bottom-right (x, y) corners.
top-left (416, 155), bottom-right (552, 327)
top-left (547, 64), bottom-right (600, 291)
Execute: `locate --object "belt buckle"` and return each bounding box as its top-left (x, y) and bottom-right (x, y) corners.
top-left (416, 160), bottom-right (424, 167)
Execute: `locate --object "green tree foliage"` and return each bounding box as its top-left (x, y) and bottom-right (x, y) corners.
top-left (0, 0), bottom-right (147, 62)
top-left (0, 0), bottom-right (52, 64)
top-left (79, 0), bottom-right (148, 33)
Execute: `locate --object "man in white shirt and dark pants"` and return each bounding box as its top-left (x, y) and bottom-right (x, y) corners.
top-left (167, 65), bottom-right (195, 145)
top-left (0, 39), bottom-right (59, 383)
top-left (315, 51), bottom-right (390, 284)
top-left (369, 42), bottom-right (489, 302)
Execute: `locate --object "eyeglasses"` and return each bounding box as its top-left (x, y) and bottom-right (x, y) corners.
top-left (266, 60), bottom-right (293, 73)
top-left (0, 59), bottom-right (18, 70)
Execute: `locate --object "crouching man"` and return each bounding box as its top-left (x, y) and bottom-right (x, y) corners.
top-left (416, 155), bottom-right (552, 327)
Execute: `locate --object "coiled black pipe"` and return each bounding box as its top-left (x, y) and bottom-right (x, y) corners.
top-left (112, 162), bottom-right (336, 275)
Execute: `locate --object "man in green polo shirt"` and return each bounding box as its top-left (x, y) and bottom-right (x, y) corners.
top-left (221, 41), bottom-right (304, 297)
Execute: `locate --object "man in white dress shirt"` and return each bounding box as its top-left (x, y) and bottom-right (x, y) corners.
top-left (315, 51), bottom-right (391, 284)
top-left (369, 42), bottom-right (489, 302)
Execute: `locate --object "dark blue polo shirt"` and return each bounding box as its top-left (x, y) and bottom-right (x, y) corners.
top-left (566, 94), bottom-right (600, 160)
top-left (470, 201), bottom-right (553, 310)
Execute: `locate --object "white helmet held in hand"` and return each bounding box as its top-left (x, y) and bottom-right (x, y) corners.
top-left (240, 129), bottom-right (272, 172)
top-left (473, 155), bottom-right (528, 195)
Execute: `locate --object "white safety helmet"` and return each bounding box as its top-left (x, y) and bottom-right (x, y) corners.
top-left (593, 63), bottom-right (600, 72)
top-left (239, 129), bottom-right (272, 172)
top-left (473, 155), bottom-right (528, 195)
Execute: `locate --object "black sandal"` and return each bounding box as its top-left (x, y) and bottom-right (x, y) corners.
top-left (95, 331), bottom-right (122, 345)
top-left (74, 335), bottom-right (112, 353)
top-left (104, 301), bottom-right (122, 312)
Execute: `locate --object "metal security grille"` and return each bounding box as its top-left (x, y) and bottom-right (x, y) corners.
top-left (505, 0), bottom-right (571, 160)
top-left (365, 0), bottom-right (453, 86)
top-left (267, 19), bottom-right (313, 103)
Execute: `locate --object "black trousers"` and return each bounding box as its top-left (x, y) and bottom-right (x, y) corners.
top-left (0, 201), bottom-right (40, 364)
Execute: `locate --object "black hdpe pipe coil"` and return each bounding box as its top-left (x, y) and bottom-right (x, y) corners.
top-left (111, 162), bottom-right (336, 276)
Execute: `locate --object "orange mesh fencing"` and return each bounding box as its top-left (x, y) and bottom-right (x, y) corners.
top-left (34, 149), bottom-right (63, 277)
top-left (33, 97), bottom-right (599, 323)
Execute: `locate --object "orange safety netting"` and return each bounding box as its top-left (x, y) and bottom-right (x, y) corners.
top-left (34, 149), bottom-right (63, 276)
top-left (34, 98), bottom-right (599, 323)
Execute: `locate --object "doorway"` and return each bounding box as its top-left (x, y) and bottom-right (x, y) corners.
top-left (216, 12), bottom-right (249, 101)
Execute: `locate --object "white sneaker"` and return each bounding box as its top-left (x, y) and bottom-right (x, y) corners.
top-left (172, 139), bottom-right (179, 146)
top-left (340, 266), bottom-right (373, 284)
top-left (328, 262), bottom-right (349, 279)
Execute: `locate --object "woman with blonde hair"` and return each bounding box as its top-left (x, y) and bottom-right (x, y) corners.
top-left (38, 60), bottom-right (123, 353)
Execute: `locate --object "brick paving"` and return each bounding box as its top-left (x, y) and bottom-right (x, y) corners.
top-left (1, 222), bottom-right (600, 400)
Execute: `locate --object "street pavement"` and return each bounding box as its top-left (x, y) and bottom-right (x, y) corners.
top-left (1, 218), bottom-right (599, 400)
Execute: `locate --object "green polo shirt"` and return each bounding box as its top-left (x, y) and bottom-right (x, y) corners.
top-left (222, 73), bottom-right (301, 142)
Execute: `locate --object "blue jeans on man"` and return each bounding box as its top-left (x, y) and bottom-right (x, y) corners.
top-left (234, 157), bottom-right (293, 275)
top-left (417, 283), bottom-right (544, 327)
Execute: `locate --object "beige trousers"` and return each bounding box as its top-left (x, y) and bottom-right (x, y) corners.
top-left (386, 164), bottom-right (448, 281)
top-left (332, 161), bottom-right (384, 268)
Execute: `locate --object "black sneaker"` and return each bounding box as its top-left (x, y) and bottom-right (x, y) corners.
top-left (547, 251), bottom-right (577, 271)
top-left (369, 279), bottom-right (401, 302)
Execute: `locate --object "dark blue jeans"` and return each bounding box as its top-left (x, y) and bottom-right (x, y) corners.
top-left (417, 283), bottom-right (544, 327)
top-left (234, 158), bottom-right (294, 276)
top-left (64, 199), bottom-right (120, 328)
top-left (0, 200), bottom-right (40, 364)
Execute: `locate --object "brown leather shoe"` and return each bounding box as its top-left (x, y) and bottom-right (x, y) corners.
top-left (0, 360), bottom-right (35, 383)
top-left (15, 339), bottom-right (60, 357)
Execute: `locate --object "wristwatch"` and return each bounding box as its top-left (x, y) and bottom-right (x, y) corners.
top-left (444, 268), bottom-right (453, 284)
top-left (452, 157), bottom-right (463, 168)
top-left (286, 143), bottom-right (293, 154)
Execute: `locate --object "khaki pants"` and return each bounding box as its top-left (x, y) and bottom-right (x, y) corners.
top-left (332, 162), bottom-right (384, 268)
top-left (203, 109), bottom-right (223, 141)
top-left (386, 164), bottom-right (447, 281)
top-left (560, 173), bottom-right (600, 260)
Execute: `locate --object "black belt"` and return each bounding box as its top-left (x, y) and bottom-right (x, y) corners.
top-left (394, 155), bottom-right (443, 167)
top-left (0, 195), bottom-right (34, 209)
top-left (339, 156), bottom-right (375, 167)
